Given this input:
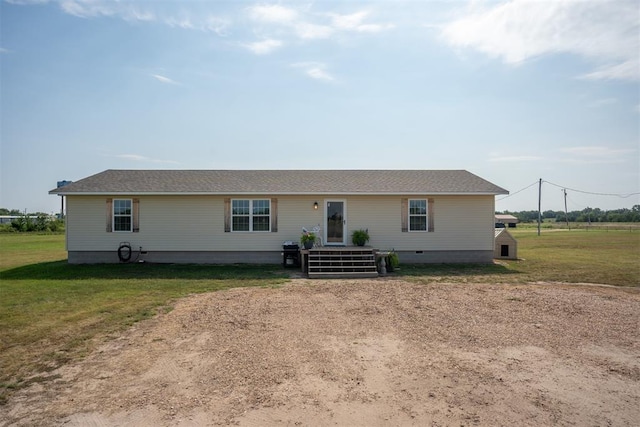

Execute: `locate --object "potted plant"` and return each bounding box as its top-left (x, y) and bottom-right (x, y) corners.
top-left (351, 229), bottom-right (370, 246)
top-left (301, 231), bottom-right (316, 249)
top-left (386, 252), bottom-right (399, 272)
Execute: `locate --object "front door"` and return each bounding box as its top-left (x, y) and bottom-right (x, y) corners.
top-left (325, 200), bottom-right (346, 246)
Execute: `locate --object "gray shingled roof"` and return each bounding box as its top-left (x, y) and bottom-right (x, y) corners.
top-left (49, 169), bottom-right (508, 195)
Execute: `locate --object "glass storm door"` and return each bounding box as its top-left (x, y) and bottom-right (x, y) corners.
top-left (325, 200), bottom-right (346, 245)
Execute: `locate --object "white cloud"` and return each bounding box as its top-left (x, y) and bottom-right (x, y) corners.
top-left (42, 1), bottom-right (230, 35)
top-left (246, 4), bottom-right (335, 42)
top-left (291, 62), bottom-right (335, 82)
top-left (329, 11), bottom-right (394, 33)
top-left (151, 74), bottom-right (180, 85)
top-left (0, 47), bottom-right (10, 54)
top-left (124, 8), bottom-right (155, 22)
top-left (243, 5), bottom-right (394, 48)
top-left (580, 59), bottom-right (639, 82)
top-left (14, 1), bottom-right (393, 55)
top-left (330, 11), bottom-right (368, 30)
top-left (59, 0), bottom-right (156, 22)
top-left (243, 39), bottom-right (283, 55)
top-left (441, 0), bottom-right (639, 81)
top-left (247, 4), bottom-right (297, 24)
top-left (162, 14), bottom-right (230, 35)
top-left (165, 16), bottom-right (194, 30)
top-left (60, 0), bottom-right (115, 18)
top-left (204, 16), bottom-right (231, 36)
top-left (294, 22), bottom-right (334, 40)
top-left (306, 67), bottom-right (333, 81)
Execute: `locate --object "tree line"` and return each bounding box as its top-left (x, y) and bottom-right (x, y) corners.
top-left (0, 208), bottom-right (64, 232)
top-left (498, 205), bottom-right (640, 223)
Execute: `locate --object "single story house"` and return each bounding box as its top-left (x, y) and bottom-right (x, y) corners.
top-left (495, 214), bottom-right (519, 228)
top-left (49, 169), bottom-right (508, 264)
top-left (494, 228), bottom-right (518, 260)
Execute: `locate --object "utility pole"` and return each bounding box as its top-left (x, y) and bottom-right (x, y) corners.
top-left (537, 178), bottom-right (542, 236)
top-left (563, 188), bottom-right (569, 230)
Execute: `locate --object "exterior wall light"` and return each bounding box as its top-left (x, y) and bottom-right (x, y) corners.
top-left (313, 201), bottom-right (319, 210)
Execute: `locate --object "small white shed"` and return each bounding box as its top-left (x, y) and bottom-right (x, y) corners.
top-left (494, 228), bottom-right (517, 260)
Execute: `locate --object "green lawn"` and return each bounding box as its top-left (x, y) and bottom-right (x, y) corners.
top-left (402, 229), bottom-right (639, 287)
top-left (0, 233), bottom-right (67, 270)
top-left (1, 230), bottom-right (638, 404)
top-left (507, 228), bottom-right (640, 285)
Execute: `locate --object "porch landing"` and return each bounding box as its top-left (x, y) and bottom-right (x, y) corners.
top-left (301, 246), bottom-right (379, 279)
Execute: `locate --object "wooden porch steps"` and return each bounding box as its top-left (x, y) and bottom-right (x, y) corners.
top-left (307, 247), bottom-right (378, 279)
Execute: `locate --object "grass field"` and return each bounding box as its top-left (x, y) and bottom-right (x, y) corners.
top-left (1, 230), bottom-right (638, 404)
top-left (507, 228), bottom-right (640, 285)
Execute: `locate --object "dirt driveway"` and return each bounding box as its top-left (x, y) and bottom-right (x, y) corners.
top-left (2, 279), bottom-right (639, 426)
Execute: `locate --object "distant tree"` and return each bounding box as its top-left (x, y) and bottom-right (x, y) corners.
top-left (1, 208), bottom-right (23, 216)
top-left (497, 207), bottom-right (640, 223)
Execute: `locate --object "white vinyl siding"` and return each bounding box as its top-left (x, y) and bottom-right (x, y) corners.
top-left (64, 194), bottom-right (496, 253)
top-left (345, 195), bottom-right (494, 251)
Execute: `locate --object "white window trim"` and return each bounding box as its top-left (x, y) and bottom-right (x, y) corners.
top-left (231, 199), bottom-right (271, 232)
top-left (408, 199), bottom-right (428, 232)
top-left (113, 198), bottom-right (133, 233)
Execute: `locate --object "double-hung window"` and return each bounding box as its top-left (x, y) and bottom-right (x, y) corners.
top-left (232, 199), bottom-right (270, 232)
top-left (113, 199), bottom-right (133, 232)
top-left (409, 199), bottom-right (427, 232)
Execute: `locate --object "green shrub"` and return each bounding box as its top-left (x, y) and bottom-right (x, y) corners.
top-left (387, 252), bottom-right (399, 269)
top-left (0, 224), bottom-right (16, 233)
top-left (7, 215), bottom-right (63, 233)
top-left (48, 219), bottom-right (65, 233)
top-left (351, 229), bottom-right (370, 246)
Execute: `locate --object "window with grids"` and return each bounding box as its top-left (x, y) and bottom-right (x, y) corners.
top-left (409, 199), bottom-right (428, 231)
top-left (232, 199), bottom-right (270, 232)
top-left (113, 199), bottom-right (132, 232)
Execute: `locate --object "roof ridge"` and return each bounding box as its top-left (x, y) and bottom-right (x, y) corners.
top-left (50, 169), bottom-right (509, 195)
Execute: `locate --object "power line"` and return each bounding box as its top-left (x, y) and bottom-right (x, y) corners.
top-left (497, 179), bottom-right (640, 202)
top-left (565, 193), bottom-right (585, 211)
top-left (496, 180), bottom-right (539, 201)
top-left (543, 180), bottom-right (640, 198)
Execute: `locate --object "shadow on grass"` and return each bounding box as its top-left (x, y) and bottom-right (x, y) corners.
top-left (1, 260), bottom-right (522, 282)
top-left (396, 262), bottom-right (521, 277)
top-left (0, 260), bottom-right (291, 281)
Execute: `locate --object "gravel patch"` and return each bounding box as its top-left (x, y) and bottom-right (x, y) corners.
top-left (2, 279), bottom-right (639, 426)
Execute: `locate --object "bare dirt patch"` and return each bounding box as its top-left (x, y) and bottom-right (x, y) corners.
top-left (2, 279), bottom-right (639, 426)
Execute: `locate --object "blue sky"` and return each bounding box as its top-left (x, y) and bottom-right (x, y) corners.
top-left (1, 0), bottom-right (638, 214)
